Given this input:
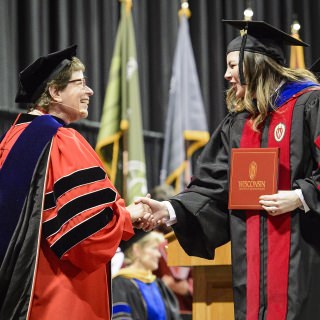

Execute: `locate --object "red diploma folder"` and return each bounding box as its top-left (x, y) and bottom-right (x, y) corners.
top-left (228, 147), bottom-right (279, 210)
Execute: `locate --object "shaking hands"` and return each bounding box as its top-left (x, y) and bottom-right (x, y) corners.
top-left (126, 195), bottom-right (171, 231)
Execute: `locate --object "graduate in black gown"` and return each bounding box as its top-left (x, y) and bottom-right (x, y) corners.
top-left (137, 20), bottom-right (320, 320)
top-left (112, 230), bottom-right (181, 320)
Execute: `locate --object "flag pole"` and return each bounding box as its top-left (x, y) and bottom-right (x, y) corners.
top-left (290, 19), bottom-right (305, 69)
top-left (122, 130), bottom-right (128, 202)
top-left (179, 0), bottom-right (192, 189)
top-left (120, 0), bottom-right (132, 201)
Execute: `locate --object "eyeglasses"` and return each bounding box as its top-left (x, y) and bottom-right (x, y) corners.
top-left (68, 77), bottom-right (87, 88)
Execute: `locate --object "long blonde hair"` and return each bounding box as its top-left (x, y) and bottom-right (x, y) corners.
top-left (226, 51), bottom-right (318, 130)
top-left (124, 231), bottom-right (164, 266)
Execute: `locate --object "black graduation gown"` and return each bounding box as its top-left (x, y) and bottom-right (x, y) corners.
top-left (112, 276), bottom-right (181, 320)
top-left (170, 87), bottom-right (320, 320)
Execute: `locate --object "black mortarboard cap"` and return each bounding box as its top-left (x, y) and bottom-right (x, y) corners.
top-left (120, 229), bottom-right (149, 253)
top-left (223, 20), bottom-right (309, 84)
top-left (15, 44), bottom-right (77, 103)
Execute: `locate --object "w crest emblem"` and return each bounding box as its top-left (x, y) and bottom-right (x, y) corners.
top-left (249, 161), bottom-right (257, 180)
top-left (274, 123), bottom-right (286, 142)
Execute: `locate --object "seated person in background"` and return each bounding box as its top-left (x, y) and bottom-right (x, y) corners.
top-left (112, 230), bottom-right (181, 320)
top-left (151, 185), bottom-right (193, 319)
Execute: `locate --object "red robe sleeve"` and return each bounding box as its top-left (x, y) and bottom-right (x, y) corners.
top-left (42, 127), bottom-right (134, 272)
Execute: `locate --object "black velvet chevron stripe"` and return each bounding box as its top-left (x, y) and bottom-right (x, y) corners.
top-left (51, 207), bottom-right (114, 258)
top-left (42, 187), bottom-right (116, 238)
top-left (43, 167), bottom-right (106, 211)
top-left (54, 166), bottom-right (106, 199)
top-left (44, 191), bottom-right (55, 210)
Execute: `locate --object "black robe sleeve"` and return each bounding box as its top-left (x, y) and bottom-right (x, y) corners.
top-left (294, 91), bottom-right (320, 213)
top-left (170, 113), bottom-right (243, 259)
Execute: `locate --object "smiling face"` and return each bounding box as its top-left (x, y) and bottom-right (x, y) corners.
top-left (134, 238), bottom-right (162, 271)
top-left (57, 70), bottom-right (94, 122)
top-left (46, 69), bottom-right (94, 124)
top-left (224, 51), bottom-right (247, 99)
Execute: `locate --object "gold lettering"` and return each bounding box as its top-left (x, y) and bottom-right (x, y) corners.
top-left (238, 180), bottom-right (266, 190)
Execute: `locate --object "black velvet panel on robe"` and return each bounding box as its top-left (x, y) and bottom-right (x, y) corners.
top-left (0, 145), bottom-right (50, 319)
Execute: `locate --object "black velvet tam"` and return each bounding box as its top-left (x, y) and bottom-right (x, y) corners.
top-left (120, 229), bottom-right (149, 253)
top-left (15, 44), bottom-right (77, 103)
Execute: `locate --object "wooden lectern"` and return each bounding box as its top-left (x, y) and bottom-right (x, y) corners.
top-left (165, 232), bottom-right (234, 320)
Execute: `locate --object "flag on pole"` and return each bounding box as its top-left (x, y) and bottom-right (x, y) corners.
top-left (160, 6), bottom-right (210, 192)
top-left (290, 20), bottom-right (305, 69)
top-left (95, 0), bottom-right (147, 204)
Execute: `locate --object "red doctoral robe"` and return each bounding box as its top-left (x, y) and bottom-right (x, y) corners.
top-left (0, 113), bottom-right (134, 320)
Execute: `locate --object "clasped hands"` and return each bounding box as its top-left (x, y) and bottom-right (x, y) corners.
top-left (126, 195), bottom-right (170, 231)
top-left (128, 190), bottom-right (304, 227)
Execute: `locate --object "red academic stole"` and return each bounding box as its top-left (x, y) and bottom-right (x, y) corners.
top-left (240, 88), bottom-right (317, 320)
